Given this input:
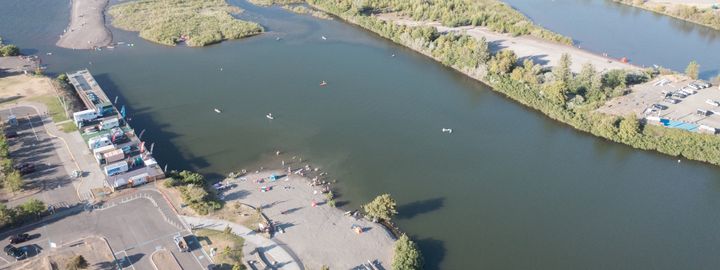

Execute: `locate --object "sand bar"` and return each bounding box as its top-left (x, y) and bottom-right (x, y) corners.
top-left (56, 0), bottom-right (112, 49)
top-left (377, 14), bottom-right (641, 73)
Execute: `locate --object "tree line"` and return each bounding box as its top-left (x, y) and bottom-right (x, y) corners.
top-left (0, 36), bottom-right (20, 57)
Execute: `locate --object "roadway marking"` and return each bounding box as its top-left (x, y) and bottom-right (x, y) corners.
top-left (0, 256), bottom-right (10, 264)
top-left (26, 115), bottom-right (40, 141)
top-left (114, 250), bottom-right (137, 270)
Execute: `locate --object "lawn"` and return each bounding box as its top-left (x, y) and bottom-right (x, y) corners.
top-left (28, 96), bottom-right (68, 123)
top-left (193, 228), bottom-right (246, 269)
top-left (59, 121), bottom-right (78, 133)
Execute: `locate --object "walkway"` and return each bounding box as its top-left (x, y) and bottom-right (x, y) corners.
top-left (181, 215), bottom-right (302, 270)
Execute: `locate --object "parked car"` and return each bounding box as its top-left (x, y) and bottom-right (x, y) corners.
top-left (19, 165), bottom-right (36, 175)
top-left (687, 83), bottom-right (700, 90)
top-left (4, 130), bottom-right (18, 138)
top-left (652, 104), bottom-right (668, 110)
top-left (3, 245), bottom-right (27, 260)
top-left (665, 98), bottom-right (680, 104)
top-left (12, 163), bottom-right (33, 170)
top-left (9, 234), bottom-right (30, 244)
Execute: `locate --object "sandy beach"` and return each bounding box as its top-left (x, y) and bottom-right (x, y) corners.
top-left (220, 169), bottom-right (395, 269)
top-left (377, 14), bottom-right (641, 73)
top-left (56, 0), bottom-right (112, 49)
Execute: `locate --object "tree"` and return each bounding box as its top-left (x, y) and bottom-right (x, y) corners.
top-left (363, 194), bottom-right (397, 222)
top-left (542, 80), bottom-right (568, 105)
top-left (57, 73), bottom-right (68, 82)
top-left (19, 198), bottom-right (45, 217)
top-left (553, 53), bottom-right (573, 84)
top-left (0, 203), bottom-right (16, 227)
top-left (320, 265), bottom-right (330, 270)
top-left (177, 170), bottom-right (204, 185)
top-left (685, 60), bottom-right (699, 79)
top-left (487, 50), bottom-right (517, 75)
top-left (232, 264), bottom-right (246, 270)
top-left (0, 45), bottom-right (19, 57)
top-left (392, 234), bottom-right (423, 270)
top-left (66, 255), bottom-right (88, 270)
top-left (5, 171), bottom-right (23, 192)
top-left (618, 115), bottom-right (640, 141)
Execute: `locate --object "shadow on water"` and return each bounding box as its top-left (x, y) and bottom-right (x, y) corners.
top-left (93, 73), bottom-right (225, 181)
top-left (396, 197), bottom-right (445, 220)
top-left (415, 237), bottom-right (446, 270)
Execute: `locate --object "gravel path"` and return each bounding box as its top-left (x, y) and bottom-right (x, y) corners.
top-left (56, 0), bottom-right (112, 49)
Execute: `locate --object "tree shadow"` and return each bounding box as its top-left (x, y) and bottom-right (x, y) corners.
top-left (415, 237), bottom-right (446, 270)
top-left (396, 197), bottom-right (445, 220)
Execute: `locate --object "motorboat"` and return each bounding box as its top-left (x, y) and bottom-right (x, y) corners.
top-left (266, 113), bottom-right (274, 120)
top-left (321, 36), bottom-right (327, 40)
top-left (442, 128), bottom-right (453, 133)
top-left (320, 80), bottom-right (327, 86)
top-left (214, 108), bottom-right (222, 113)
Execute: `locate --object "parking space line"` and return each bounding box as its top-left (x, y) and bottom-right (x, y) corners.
top-left (26, 115), bottom-right (39, 141)
top-left (0, 256), bottom-right (10, 264)
top-left (114, 250), bottom-right (137, 270)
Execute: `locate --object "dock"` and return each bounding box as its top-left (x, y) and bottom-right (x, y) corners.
top-left (66, 69), bottom-right (165, 191)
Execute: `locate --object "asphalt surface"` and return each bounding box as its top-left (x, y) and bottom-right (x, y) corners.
top-left (0, 190), bottom-right (213, 269)
top-left (0, 106), bottom-right (79, 208)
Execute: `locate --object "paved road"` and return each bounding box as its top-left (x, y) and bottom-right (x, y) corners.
top-left (0, 189), bottom-right (213, 270)
top-left (182, 215), bottom-right (302, 270)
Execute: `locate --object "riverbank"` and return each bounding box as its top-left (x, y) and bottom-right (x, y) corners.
top-left (219, 169), bottom-right (395, 269)
top-left (108, 0), bottom-right (263, 47)
top-left (613, 0), bottom-right (720, 30)
top-left (303, 0), bottom-right (720, 166)
top-left (56, 0), bottom-right (112, 50)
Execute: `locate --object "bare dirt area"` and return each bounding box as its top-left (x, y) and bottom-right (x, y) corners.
top-left (3, 236), bottom-right (115, 270)
top-left (598, 75), bottom-right (720, 130)
top-left (56, 0), bottom-right (112, 49)
top-left (376, 13), bottom-right (641, 73)
top-left (0, 57), bottom-right (38, 76)
top-left (0, 75), bottom-right (55, 104)
top-left (151, 249), bottom-right (182, 270)
top-left (645, 0), bottom-right (718, 8)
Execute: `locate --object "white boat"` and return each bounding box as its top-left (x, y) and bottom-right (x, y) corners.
top-left (320, 80), bottom-right (327, 86)
top-left (266, 113), bottom-right (274, 120)
top-left (321, 36), bottom-right (327, 40)
top-left (442, 128), bottom-right (453, 133)
top-left (214, 108), bottom-right (222, 113)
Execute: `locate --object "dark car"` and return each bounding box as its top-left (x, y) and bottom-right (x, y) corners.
top-left (19, 165), bottom-right (36, 175)
top-left (3, 131), bottom-right (18, 138)
top-left (12, 163), bottom-right (33, 170)
top-left (3, 245), bottom-right (27, 260)
top-left (652, 104), bottom-right (668, 110)
top-left (10, 234), bottom-right (30, 244)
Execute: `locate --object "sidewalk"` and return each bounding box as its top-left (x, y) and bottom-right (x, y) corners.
top-left (181, 215), bottom-right (302, 270)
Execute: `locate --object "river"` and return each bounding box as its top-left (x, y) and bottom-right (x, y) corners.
top-left (1, 0), bottom-right (720, 269)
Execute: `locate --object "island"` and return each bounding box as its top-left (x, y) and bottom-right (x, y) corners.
top-left (108, 0), bottom-right (263, 47)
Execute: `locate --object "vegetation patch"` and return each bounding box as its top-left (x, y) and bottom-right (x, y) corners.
top-left (164, 170), bottom-right (222, 215)
top-left (108, 0), bottom-right (263, 47)
top-left (613, 0), bottom-right (720, 30)
top-left (281, 5), bottom-right (333, 19)
top-left (28, 95), bottom-right (68, 123)
top-left (194, 228), bottom-right (246, 270)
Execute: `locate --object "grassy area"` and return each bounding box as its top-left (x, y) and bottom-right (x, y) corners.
top-left (28, 96), bottom-right (68, 123)
top-left (108, 0), bottom-right (263, 47)
top-left (59, 121), bottom-right (78, 133)
top-left (193, 228), bottom-right (245, 269)
top-left (281, 5), bottom-right (332, 19)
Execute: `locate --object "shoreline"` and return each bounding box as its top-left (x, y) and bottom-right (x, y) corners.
top-left (305, 3), bottom-right (720, 166)
top-left (56, 0), bottom-right (113, 50)
top-left (613, 0), bottom-right (720, 31)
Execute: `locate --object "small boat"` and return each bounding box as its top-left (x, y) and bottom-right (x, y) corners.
top-left (266, 113), bottom-right (274, 120)
top-left (46, 52), bottom-right (53, 56)
top-left (214, 108), bottom-right (222, 113)
top-left (321, 36), bottom-right (327, 40)
top-left (320, 80), bottom-right (327, 86)
top-left (442, 128), bottom-right (453, 133)
top-left (276, 37), bottom-right (281, 41)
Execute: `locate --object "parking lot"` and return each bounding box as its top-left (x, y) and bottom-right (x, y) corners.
top-left (0, 106), bottom-right (79, 208)
top-left (597, 75), bottom-right (719, 131)
top-left (0, 191), bottom-right (212, 270)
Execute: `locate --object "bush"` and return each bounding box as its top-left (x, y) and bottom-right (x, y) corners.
top-left (0, 45), bottom-right (19, 56)
top-left (66, 255), bottom-right (89, 270)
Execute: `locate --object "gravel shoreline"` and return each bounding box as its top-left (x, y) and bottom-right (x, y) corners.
top-left (56, 0), bottom-right (112, 50)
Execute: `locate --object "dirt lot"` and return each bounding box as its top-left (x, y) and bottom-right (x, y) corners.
top-left (598, 74), bottom-right (720, 129)
top-left (0, 75), bottom-right (55, 104)
top-left (3, 236), bottom-right (115, 270)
